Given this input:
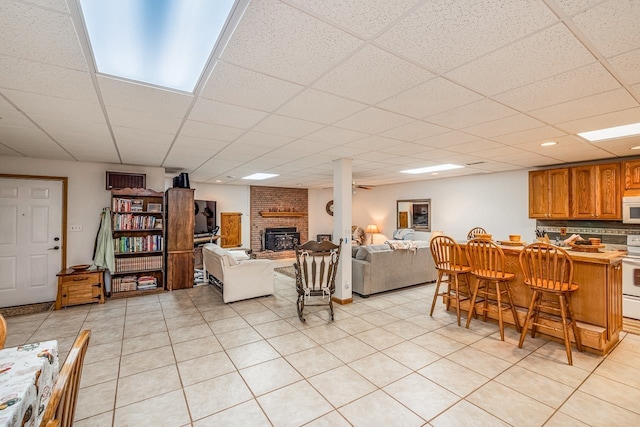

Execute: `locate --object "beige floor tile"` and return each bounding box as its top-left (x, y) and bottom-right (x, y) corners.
top-left (431, 400), bottom-right (510, 427)
top-left (467, 381), bottom-right (554, 427)
top-left (253, 319), bottom-right (299, 339)
top-left (418, 358), bottom-right (490, 397)
top-left (404, 314), bottom-right (451, 331)
top-left (124, 310), bottom-right (165, 326)
top-left (517, 353), bottom-right (591, 388)
top-left (165, 313), bottom-right (206, 331)
top-left (470, 334), bottom-right (533, 363)
top-left (125, 294), bottom-right (159, 306)
top-left (242, 309), bottom-right (281, 325)
top-left (302, 324), bottom-right (349, 345)
top-left (446, 346), bottom-right (512, 378)
top-left (543, 411), bottom-right (589, 427)
top-left (323, 336), bottom-right (376, 364)
top-left (216, 326), bottom-right (263, 349)
top-left (606, 347), bottom-right (640, 369)
top-left (360, 297), bottom-right (396, 310)
top-left (73, 411), bottom-right (113, 427)
top-left (308, 365), bottom-right (376, 407)
top-left (359, 310), bottom-right (399, 326)
top-left (339, 389), bottom-right (424, 427)
top-left (82, 316), bottom-right (125, 331)
top-left (4, 320), bottom-right (42, 336)
top-left (168, 323), bottom-right (214, 344)
top-left (85, 307), bottom-right (126, 322)
top-left (258, 380), bottom-right (333, 427)
top-left (382, 341), bottom-right (441, 371)
top-left (435, 324), bottom-right (486, 345)
top-left (240, 357), bottom-right (303, 396)
top-left (81, 356), bottom-right (120, 388)
top-left (172, 335), bottom-right (223, 362)
top-left (192, 399), bottom-right (271, 427)
top-left (349, 352), bottom-right (412, 387)
top-left (385, 373), bottom-right (460, 421)
top-left (162, 306), bottom-right (201, 319)
top-left (560, 390), bottom-right (640, 426)
top-left (116, 364), bottom-right (182, 408)
top-left (29, 324), bottom-right (81, 341)
top-left (304, 410), bottom-right (351, 426)
top-left (231, 301), bottom-right (270, 316)
top-left (74, 379), bottom-right (117, 422)
top-left (208, 316), bottom-right (250, 334)
top-left (119, 344), bottom-right (175, 377)
top-left (285, 346), bottom-right (344, 378)
top-left (121, 330), bottom-right (170, 355)
top-left (535, 340), bottom-right (603, 371)
top-left (380, 304), bottom-right (420, 319)
top-left (125, 301), bottom-right (161, 315)
top-left (123, 319), bottom-right (167, 339)
top-left (184, 372), bottom-right (253, 421)
top-left (84, 340), bottom-right (122, 365)
top-left (87, 325), bottom-right (124, 346)
top-left (354, 328), bottom-right (404, 350)
top-left (382, 319), bottom-right (429, 339)
top-left (335, 301), bottom-right (376, 317)
top-left (114, 389), bottom-right (190, 427)
top-left (200, 306), bottom-right (238, 322)
top-left (580, 373), bottom-right (640, 414)
top-left (226, 340), bottom-right (281, 369)
top-left (268, 331), bottom-right (318, 356)
top-left (494, 365), bottom-right (574, 408)
top-left (594, 358), bottom-right (640, 389)
top-left (411, 331), bottom-right (466, 356)
top-left (178, 351), bottom-right (236, 386)
top-left (491, 324), bottom-right (547, 350)
top-left (5, 312), bottom-right (50, 325)
top-left (332, 317), bottom-right (376, 335)
top-left (616, 335), bottom-right (640, 354)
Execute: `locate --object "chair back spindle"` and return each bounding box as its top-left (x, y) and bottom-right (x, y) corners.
top-left (520, 243), bottom-right (573, 291)
top-left (466, 238), bottom-right (507, 279)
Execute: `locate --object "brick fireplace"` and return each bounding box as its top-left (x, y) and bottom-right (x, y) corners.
top-left (250, 186), bottom-right (308, 259)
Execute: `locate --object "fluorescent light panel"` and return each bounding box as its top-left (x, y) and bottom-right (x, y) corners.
top-left (401, 164), bottom-right (464, 174)
top-left (578, 122), bottom-right (640, 142)
top-left (242, 173), bottom-right (279, 180)
top-left (79, 0), bottom-right (236, 92)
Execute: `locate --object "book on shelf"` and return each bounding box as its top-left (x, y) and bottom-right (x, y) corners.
top-left (131, 199), bottom-right (144, 212)
top-left (115, 255), bottom-right (162, 273)
top-left (113, 235), bottom-right (163, 253)
top-left (147, 203), bottom-right (163, 212)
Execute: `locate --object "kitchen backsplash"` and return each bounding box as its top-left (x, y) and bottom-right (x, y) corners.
top-left (536, 220), bottom-right (640, 248)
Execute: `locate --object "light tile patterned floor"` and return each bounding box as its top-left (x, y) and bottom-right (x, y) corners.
top-left (5, 259), bottom-right (640, 426)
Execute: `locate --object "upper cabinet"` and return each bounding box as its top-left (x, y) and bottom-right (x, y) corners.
top-left (529, 169), bottom-right (569, 219)
top-left (571, 163), bottom-right (621, 220)
top-left (624, 160), bottom-right (640, 191)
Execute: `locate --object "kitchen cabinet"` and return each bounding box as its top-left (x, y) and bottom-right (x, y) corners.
top-left (528, 168), bottom-right (569, 219)
top-left (571, 163), bottom-right (621, 219)
top-left (624, 160), bottom-right (640, 190)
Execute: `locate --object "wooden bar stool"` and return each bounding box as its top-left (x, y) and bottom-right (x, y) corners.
top-left (518, 243), bottom-right (583, 365)
top-left (430, 236), bottom-right (473, 326)
top-left (465, 238), bottom-right (521, 340)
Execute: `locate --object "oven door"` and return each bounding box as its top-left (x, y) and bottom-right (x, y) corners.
top-left (622, 257), bottom-right (640, 297)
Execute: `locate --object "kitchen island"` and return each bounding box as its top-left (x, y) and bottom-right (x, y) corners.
top-left (451, 243), bottom-right (624, 355)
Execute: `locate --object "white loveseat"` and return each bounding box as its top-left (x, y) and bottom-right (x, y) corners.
top-left (202, 244), bottom-right (274, 303)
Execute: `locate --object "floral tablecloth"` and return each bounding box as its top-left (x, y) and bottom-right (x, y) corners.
top-left (0, 341), bottom-right (59, 427)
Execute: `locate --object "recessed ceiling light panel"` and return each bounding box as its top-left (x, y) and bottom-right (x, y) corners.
top-left (578, 122), bottom-right (640, 142)
top-left (540, 141), bottom-right (557, 147)
top-left (242, 173), bottom-right (279, 180)
top-left (400, 164), bottom-right (464, 174)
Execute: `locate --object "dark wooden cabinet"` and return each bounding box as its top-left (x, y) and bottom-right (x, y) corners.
top-left (571, 163), bottom-right (621, 219)
top-left (165, 188), bottom-right (195, 290)
top-left (528, 169), bottom-right (569, 219)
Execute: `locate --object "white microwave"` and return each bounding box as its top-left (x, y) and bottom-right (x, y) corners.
top-left (623, 196), bottom-right (640, 224)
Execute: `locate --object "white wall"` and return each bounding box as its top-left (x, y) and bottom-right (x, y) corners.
top-left (0, 155), bottom-right (165, 266)
top-left (309, 169), bottom-right (535, 244)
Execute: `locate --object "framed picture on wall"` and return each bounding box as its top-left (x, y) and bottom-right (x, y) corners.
top-left (316, 234), bottom-right (332, 242)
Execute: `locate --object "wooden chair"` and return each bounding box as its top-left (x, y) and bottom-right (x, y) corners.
top-left (40, 330), bottom-right (91, 427)
top-left (465, 239), bottom-right (521, 340)
top-left (429, 236), bottom-right (473, 326)
top-left (294, 239), bottom-right (343, 322)
top-left (0, 313), bottom-right (6, 349)
top-left (518, 243), bottom-right (583, 365)
top-left (466, 227), bottom-right (487, 240)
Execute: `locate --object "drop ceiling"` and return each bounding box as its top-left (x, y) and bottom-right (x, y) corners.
top-left (1, 0), bottom-right (639, 188)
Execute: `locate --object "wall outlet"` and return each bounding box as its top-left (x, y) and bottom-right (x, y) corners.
top-left (70, 225), bottom-right (82, 232)
top-left (560, 227), bottom-right (567, 236)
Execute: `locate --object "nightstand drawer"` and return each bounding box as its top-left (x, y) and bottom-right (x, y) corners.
top-left (59, 273), bottom-right (96, 286)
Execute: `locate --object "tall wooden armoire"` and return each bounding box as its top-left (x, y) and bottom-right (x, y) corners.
top-left (165, 188), bottom-right (195, 290)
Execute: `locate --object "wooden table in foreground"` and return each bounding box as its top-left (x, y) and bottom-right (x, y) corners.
top-left (451, 243), bottom-right (624, 355)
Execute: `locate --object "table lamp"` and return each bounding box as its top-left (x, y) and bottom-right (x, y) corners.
top-left (366, 224), bottom-right (380, 244)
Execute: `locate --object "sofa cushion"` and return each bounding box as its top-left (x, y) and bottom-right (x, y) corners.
top-left (228, 250), bottom-right (250, 261)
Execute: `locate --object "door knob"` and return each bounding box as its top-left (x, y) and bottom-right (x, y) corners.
top-left (48, 246), bottom-right (60, 251)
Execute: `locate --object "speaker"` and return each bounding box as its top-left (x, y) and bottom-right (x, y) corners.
top-left (173, 176), bottom-right (180, 188)
top-left (178, 173), bottom-right (190, 189)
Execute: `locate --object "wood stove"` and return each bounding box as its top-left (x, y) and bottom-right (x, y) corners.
top-left (265, 227), bottom-right (300, 251)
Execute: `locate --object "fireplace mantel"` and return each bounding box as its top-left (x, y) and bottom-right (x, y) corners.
top-left (259, 211), bottom-right (307, 217)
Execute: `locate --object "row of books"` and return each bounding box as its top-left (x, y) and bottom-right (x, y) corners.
top-left (112, 214), bottom-right (162, 230)
top-left (112, 275), bottom-right (158, 293)
top-left (113, 235), bottom-right (163, 254)
top-left (115, 256), bottom-right (162, 273)
top-left (112, 198), bottom-right (163, 213)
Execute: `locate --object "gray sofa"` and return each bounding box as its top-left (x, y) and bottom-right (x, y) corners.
top-left (351, 241), bottom-right (437, 297)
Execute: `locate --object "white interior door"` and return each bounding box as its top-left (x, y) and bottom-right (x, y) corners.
top-left (0, 178), bottom-right (62, 307)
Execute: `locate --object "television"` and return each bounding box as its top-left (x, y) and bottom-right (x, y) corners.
top-left (194, 200), bottom-right (216, 235)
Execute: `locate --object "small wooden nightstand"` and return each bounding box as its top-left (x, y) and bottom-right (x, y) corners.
top-left (55, 268), bottom-right (105, 310)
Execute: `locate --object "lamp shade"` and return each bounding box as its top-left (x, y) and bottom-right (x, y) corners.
top-left (366, 224), bottom-right (380, 234)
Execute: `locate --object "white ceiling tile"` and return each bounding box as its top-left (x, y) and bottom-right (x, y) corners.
top-left (528, 88), bottom-right (638, 124)
top-left (20, 0), bottom-right (68, 13)
top-left (112, 126), bottom-right (175, 145)
top-left (377, 142), bottom-right (430, 155)
top-left (0, 55), bottom-right (97, 102)
top-left (314, 45), bottom-right (434, 104)
top-left (448, 139), bottom-right (506, 154)
top-left (164, 149), bottom-right (218, 172)
top-left (462, 114), bottom-right (545, 138)
top-left (0, 125), bottom-right (71, 158)
top-left (233, 131), bottom-right (294, 148)
top-left (3, 89), bottom-right (104, 123)
top-left (189, 98), bottom-right (268, 129)
top-left (284, 0), bottom-right (421, 39)
top-left (474, 145), bottom-right (525, 158)
top-left (303, 126), bottom-right (367, 144)
top-left (173, 135), bottom-right (229, 151)
top-left (447, 24), bottom-right (596, 95)
top-left (201, 61), bottom-right (303, 112)
top-left (416, 131), bottom-right (479, 149)
top-left (106, 106), bottom-right (182, 135)
top-left (491, 151), bottom-right (560, 166)
top-left (320, 145), bottom-right (368, 158)
top-left (62, 144), bottom-right (120, 163)
top-left (493, 126), bottom-right (567, 145)
top-left (97, 76), bottom-right (192, 118)
top-left (0, 1), bottom-right (87, 70)
top-left (542, 146), bottom-right (617, 162)
top-left (276, 89), bottom-right (366, 124)
top-left (378, 120), bottom-right (448, 142)
top-left (608, 48), bottom-right (640, 85)
top-left (221, 0), bottom-right (362, 84)
top-left (334, 107), bottom-right (413, 134)
top-left (118, 140), bottom-right (170, 165)
top-left (345, 135), bottom-right (404, 150)
top-left (180, 120), bottom-right (245, 142)
top-left (378, 77), bottom-right (483, 119)
top-left (356, 151), bottom-right (402, 162)
top-left (510, 134), bottom-right (586, 151)
top-left (572, 0), bottom-right (640, 58)
top-left (494, 62), bottom-right (620, 111)
top-left (279, 140), bottom-right (329, 154)
top-left (0, 109), bottom-right (37, 128)
top-left (376, 0), bottom-right (558, 73)
top-left (50, 130), bottom-right (112, 148)
top-left (554, 106), bottom-right (640, 134)
top-left (252, 114), bottom-right (324, 138)
top-left (555, 0), bottom-right (603, 16)
top-left (28, 114), bottom-right (110, 138)
top-left (0, 144), bottom-right (23, 156)
top-left (426, 99), bottom-right (517, 129)
top-left (633, 83), bottom-right (640, 98)
top-left (218, 142), bottom-right (274, 156)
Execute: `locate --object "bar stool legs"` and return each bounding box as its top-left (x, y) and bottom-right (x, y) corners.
top-left (466, 278), bottom-right (521, 341)
top-left (430, 270), bottom-right (471, 327)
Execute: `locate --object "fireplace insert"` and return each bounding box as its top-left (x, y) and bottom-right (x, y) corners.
top-left (265, 227), bottom-right (300, 251)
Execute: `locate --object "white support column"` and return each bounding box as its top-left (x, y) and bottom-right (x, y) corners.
top-left (333, 158), bottom-right (352, 303)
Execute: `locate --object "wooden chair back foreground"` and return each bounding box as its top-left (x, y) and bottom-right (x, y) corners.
top-left (465, 238), bottom-right (509, 279)
top-left (40, 330), bottom-right (91, 427)
top-left (0, 313), bottom-right (6, 349)
top-left (294, 239), bottom-right (343, 322)
top-left (430, 235), bottom-right (467, 272)
top-left (467, 227), bottom-right (487, 240)
top-left (519, 242), bottom-right (574, 291)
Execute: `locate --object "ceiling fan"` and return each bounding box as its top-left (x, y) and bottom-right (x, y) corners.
top-left (322, 181), bottom-right (375, 193)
